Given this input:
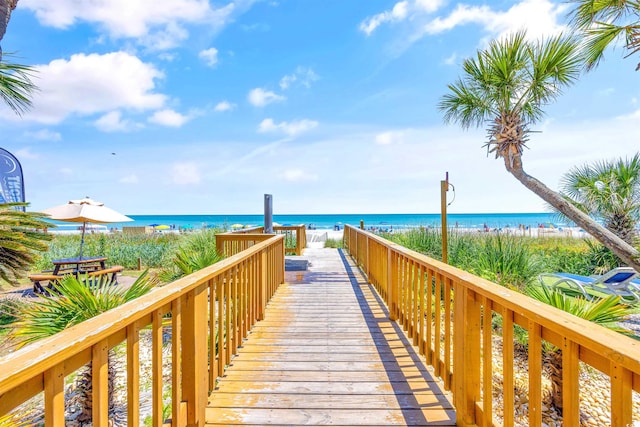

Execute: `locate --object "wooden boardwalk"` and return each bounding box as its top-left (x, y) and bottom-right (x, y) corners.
top-left (206, 248), bottom-right (456, 426)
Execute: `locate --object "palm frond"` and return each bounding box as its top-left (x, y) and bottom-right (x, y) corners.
top-left (11, 271), bottom-right (157, 347)
top-left (0, 54), bottom-right (37, 116)
top-left (527, 284), bottom-right (635, 336)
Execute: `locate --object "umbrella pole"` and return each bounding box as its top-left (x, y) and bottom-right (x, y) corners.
top-left (79, 222), bottom-right (87, 259)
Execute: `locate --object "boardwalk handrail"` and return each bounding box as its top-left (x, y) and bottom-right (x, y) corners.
top-left (344, 225), bottom-right (640, 427)
top-left (0, 235), bottom-right (285, 427)
top-left (216, 224), bottom-right (306, 256)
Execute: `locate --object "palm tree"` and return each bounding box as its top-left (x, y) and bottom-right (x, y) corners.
top-left (568, 0), bottom-right (640, 70)
top-left (439, 31), bottom-right (640, 272)
top-left (0, 0), bottom-right (19, 61)
top-left (526, 285), bottom-right (637, 413)
top-left (0, 202), bottom-right (51, 286)
top-left (557, 153), bottom-right (640, 244)
top-left (0, 0), bottom-right (37, 116)
top-left (10, 272), bottom-right (158, 424)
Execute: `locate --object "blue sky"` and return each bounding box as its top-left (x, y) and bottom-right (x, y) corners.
top-left (0, 0), bottom-right (638, 215)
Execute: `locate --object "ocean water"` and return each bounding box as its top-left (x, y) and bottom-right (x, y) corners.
top-left (81, 212), bottom-right (566, 232)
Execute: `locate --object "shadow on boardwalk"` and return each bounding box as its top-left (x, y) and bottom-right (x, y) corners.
top-left (206, 247), bottom-right (456, 426)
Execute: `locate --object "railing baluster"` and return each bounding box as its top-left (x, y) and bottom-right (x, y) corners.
top-left (172, 297), bottom-right (183, 427)
top-left (425, 268), bottom-right (433, 363)
top-left (225, 268), bottom-right (232, 364)
top-left (217, 273), bottom-right (225, 376)
top-left (444, 276), bottom-right (452, 390)
top-left (152, 309), bottom-right (163, 427)
top-left (562, 339), bottom-right (579, 426)
top-left (418, 264), bottom-right (425, 356)
top-left (611, 362), bottom-right (633, 427)
top-left (434, 272), bottom-right (442, 378)
top-left (182, 284), bottom-right (208, 427)
top-left (208, 279), bottom-right (216, 389)
top-left (501, 306), bottom-right (515, 427)
top-left (92, 339), bottom-right (109, 427)
top-left (527, 320), bottom-right (542, 426)
top-left (481, 296), bottom-right (492, 427)
top-left (44, 363), bottom-right (65, 427)
top-left (127, 322), bottom-right (140, 427)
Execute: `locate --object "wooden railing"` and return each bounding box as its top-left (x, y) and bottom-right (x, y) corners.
top-left (216, 224), bottom-right (306, 256)
top-left (0, 235), bottom-right (285, 427)
top-left (344, 225), bottom-right (640, 427)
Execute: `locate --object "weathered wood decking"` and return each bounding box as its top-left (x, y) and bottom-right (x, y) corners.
top-left (206, 248), bottom-right (456, 426)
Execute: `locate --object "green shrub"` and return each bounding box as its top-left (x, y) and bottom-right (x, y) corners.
top-left (324, 238), bottom-right (343, 248)
top-left (472, 232), bottom-right (540, 291)
top-left (33, 233), bottom-right (182, 270)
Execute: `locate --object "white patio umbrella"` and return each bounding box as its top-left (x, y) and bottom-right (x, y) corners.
top-left (42, 197), bottom-right (132, 259)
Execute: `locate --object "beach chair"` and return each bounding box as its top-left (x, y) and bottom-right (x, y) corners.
top-left (538, 267), bottom-right (640, 303)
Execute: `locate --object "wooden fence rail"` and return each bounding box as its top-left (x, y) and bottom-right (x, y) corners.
top-left (0, 235), bottom-right (285, 427)
top-left (216, 224), bottom-right (306, 256)
top-left (344, 225), bottom-right (640, 427)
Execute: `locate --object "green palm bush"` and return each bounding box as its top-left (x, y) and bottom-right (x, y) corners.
top-left (158, 230), bottom-right (223, 282)
top-left (526, 285), bottom-right (637, 413)
top-left (10, 271), bottom-right (158, 423)
top-left (0, 202), bottom-right (51, 287)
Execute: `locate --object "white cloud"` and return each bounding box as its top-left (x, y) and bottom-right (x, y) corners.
top-left (14, 148), bottom-right (38, 160)
top-left (20, 0), bottom-right (253, 50)
top-left (415, 0), bottom-right (442, 13)
top-left (119, 174), bottom-right (139, 184)
top-left (424, 0), bottom-right (567, 40)
top-left (257, 118), bottom-right (318, 136)
top-left (248, 88), bottom-right (286, 107)
top-left (444, 52), bottom-right (457, 65)
top-left (616, 109), bottom-right (640, 120)
top-left (171, 162), bottom-right (201, 184)
top-left (214, 101), bottom-right (235, 112)
top-left (375, 131), bottom-right (404, 145)
top-left (199, 47), bottom-right (219, 67)
top-left (280, 169), bottom-right (318, 182)
top-left (95, 111), bottom-right (139, 132)
top-left (279, 66), bottom-right (319, 90)
top-left (2, 52), bottom-right (166, 125)
top-left (148, 109), bottom-right (190, 127)
top-left (362, 0), bottom-right (565, 45)
top-left (24, 129), bottom-right (62, 141)
top-left (360, 1), bottom-right (410, 35)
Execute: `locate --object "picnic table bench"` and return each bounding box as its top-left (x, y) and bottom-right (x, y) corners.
top-left (28, 265), bottom-right (125, 295)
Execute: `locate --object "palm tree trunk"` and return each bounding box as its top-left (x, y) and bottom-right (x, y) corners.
top-left (0, 0), bottom-right (19, 62)
top-left (545, 348), bottom-right (564, 413)
top-left (74, 351), bottom-right (118, 425)
top-left (503, 154), bottom-right (640, 271)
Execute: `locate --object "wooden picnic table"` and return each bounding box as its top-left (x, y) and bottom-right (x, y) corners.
top-left (51, 256), bottom-right (107, 274)
top-left (29, 257), bottom-right (123, 295)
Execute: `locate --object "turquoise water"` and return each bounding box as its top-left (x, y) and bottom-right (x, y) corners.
top-left (82, 212), bottom-right (565, 231)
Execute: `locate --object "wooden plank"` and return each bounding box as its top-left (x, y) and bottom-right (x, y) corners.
top-left (209, 393), bottom-right (454, 409)
top-left (227, 351), bottom-right (425, 362)
top-left (206, 408), bottom-right (456, 426)
top-left (214, 380), bottom-right (447, 395)
top-left (227, 360), bottom-right (432, 372)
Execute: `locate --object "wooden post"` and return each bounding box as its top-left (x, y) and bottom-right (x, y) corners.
top-left (441, 174), bottom-right (449, 264)
top-left (137, 257), bottom-right (142, 271)
top-left (360, 220), bottom-right (364, 230)
top-left (182, 285), bottom-right (208, 427)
